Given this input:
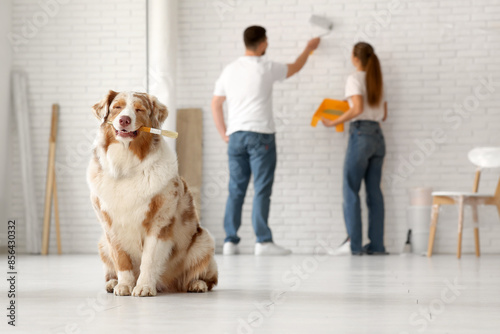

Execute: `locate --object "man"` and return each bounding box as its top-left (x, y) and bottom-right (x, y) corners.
top-left (212, 25), bottom-right (320, 256)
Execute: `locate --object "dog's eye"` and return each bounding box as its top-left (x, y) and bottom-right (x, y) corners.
top-left (114, 106), bottom-right (122, 110)
top-left (135, 108), bottom-right (145, 113)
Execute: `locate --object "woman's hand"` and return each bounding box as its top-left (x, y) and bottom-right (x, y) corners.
top-left (321, 117), bottom-right (337, 128)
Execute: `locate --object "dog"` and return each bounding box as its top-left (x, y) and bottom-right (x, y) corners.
top-left (86, 90), bottom-right (218, 296)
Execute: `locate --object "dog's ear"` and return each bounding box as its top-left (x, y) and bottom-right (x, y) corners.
top-left (149, 95), bottom-right (168, 127)
top-left (92, 90), bottom-right (119, 123)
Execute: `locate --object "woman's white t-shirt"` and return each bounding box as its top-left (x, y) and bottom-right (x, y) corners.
top-left (345, 71), bottom-right (385, 122)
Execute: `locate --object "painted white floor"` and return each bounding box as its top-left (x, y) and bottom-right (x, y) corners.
top-left (1, 254), bottom-right (499, 334)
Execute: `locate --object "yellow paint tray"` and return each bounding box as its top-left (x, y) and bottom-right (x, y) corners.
top-left (311, 99), bottom-right (349, 132)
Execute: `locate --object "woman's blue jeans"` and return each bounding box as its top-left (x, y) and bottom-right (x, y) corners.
top-left (343, 121), bottom-right (386, 254)
top-left (224, 131), bottom-right (275, 244)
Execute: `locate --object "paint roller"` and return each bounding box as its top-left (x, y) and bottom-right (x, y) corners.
top-left (309, 15), bottom-right (334, 37)
top-left (309, 15), bottom-right (333, 54)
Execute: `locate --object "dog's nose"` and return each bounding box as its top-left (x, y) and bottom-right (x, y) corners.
top-left (119, 116), bottom-right (131, 127)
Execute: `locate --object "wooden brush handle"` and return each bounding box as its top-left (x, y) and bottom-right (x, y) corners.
top-left (140, 126), bottom-right (178, 139)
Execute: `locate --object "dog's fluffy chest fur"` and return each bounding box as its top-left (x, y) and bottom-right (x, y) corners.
top-left (88, 136), bottom-right (177, 234)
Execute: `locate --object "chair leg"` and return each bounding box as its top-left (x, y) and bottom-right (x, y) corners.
top-left (427, 203), bottom-right (440, 257)
top-left (472, 204), bottom-right (480, 257)
top-left (457, 196), bottom-right (465, 259)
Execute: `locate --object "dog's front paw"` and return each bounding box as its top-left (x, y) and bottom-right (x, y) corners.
top-left (105, 279), bottom-right (118, 293)
top-left (113, 283), bottom-right (134, 296)
top-left (132, 284), bottom-right (157, 297)
top-left (187, 280), bottom-right (208, 293)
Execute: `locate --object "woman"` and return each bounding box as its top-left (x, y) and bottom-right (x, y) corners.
top-left (322, 42), bottom-right (388, 255)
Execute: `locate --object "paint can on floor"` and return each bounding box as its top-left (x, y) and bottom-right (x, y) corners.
top-left (409, 187), bottom-right (433, 206)
top-left (407, 187), bottom-right (433, 255)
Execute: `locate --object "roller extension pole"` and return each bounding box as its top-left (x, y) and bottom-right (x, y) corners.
top-left (41, 104), bottom-right (59, 255)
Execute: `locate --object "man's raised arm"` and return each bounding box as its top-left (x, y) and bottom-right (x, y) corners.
top-left (286, 37), bottom-right (320, 78)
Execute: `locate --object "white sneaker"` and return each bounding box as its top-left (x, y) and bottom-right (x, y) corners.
top-left (223, 242), bottom-right (239, 255)
top-left (255, 242), bottom-right (292, 256)
top-left (328, 238), bottom-right (351, 256)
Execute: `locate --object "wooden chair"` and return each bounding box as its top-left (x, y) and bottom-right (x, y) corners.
top-left (427, 147), bottom-right (500, 259)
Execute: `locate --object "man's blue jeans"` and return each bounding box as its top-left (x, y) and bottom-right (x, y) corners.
top-left (343, 121), bottom-right (386, 254)
top-left (224, 131), bottom-right (275, 244)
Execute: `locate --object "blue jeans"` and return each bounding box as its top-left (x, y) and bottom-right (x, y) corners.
top-left (343, 121), bottom-right (386, 254)
top-left (224, 131), bottom-right (275, 244)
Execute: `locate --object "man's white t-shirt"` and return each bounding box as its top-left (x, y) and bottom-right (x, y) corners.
top-left (345, 71), bottom-right (385, 122)
top-left (214, 56), bottom-right (288, 136)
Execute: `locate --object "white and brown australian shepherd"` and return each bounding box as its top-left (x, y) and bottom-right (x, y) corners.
top-left (86, 90), bottom-right (217, 296)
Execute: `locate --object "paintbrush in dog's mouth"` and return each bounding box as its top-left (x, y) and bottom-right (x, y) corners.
top-left (107, 121), bottom-right (178, 139)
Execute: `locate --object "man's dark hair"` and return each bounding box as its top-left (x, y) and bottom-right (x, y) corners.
top-left (244, 26), bottom-right (266, 50)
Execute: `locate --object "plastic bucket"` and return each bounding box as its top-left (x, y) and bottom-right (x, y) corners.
top-left (409, 187), bottom-right (433, 206)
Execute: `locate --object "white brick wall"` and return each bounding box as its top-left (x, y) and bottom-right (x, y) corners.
top-left (0, 0), bottom-right (13, 250)
top-left (8, 0), bottom-right (500, 255)
top-left (176, 0), bottom-right (500, 254)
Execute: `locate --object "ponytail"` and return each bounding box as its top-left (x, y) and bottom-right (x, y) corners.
top-left (365, 53), bottom-right (383, 107)
top-left (352, 42), bottom-right (383, 108)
